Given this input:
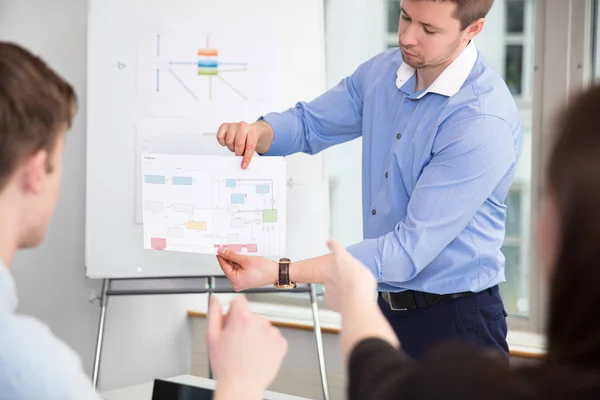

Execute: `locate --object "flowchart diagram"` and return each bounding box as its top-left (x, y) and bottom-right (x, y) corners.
top-left (141, 153), bottom-right (286, 256)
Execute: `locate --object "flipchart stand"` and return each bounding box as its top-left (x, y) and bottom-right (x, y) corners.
top-left (91, 276), bottom-right (330, 400)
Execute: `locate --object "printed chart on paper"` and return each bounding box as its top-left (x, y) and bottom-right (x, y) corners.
top-left (141, 154), bottom-right (286, 256)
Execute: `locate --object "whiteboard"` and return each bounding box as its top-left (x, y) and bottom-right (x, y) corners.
top-left (86, 0), bottom-right (329, 278)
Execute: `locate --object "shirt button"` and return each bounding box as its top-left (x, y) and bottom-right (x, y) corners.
top-left (385, 172), bottom-right (388, 178)
top-left (396, 133), bottom-right (402, 139)
top-left (371, 209), bottom-right (377, 215)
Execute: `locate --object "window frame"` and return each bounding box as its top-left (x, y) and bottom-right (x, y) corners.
top-left (508, 0), bottom-right (594, 334)
top-left (386, 0), bottom-right (400, 47)
top-left (505, 0), bottom-right (535, 102)
top-left (501, 183), bottom-right (531, 319)
top-left (592, 0), bottom-right (600, 79)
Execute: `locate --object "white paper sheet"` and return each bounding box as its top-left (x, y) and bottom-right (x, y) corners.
top-left (141, 153), bottom-right (286, 256)
top-left (134, 120), bottom-right (234, 223)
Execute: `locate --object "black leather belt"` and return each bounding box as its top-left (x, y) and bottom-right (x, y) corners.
top-left (380, 288), bottom-right (490, 311)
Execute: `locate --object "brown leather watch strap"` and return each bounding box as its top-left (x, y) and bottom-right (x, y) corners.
top-left (275, 258), bottom-right (295, 289)
top-left (278, 258), bottom-right (291, 285)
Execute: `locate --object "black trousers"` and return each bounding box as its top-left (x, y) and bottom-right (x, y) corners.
top-left (378, 285), bottom-right (509, 359)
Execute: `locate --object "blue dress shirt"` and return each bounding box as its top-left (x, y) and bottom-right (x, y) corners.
top-left (0, 264), bottom-right (100, 399)
top-left (261, 42), bottom-right (523, 294)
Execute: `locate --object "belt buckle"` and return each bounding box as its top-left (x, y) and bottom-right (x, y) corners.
top-left (382, 292), bottom-right (408, 311)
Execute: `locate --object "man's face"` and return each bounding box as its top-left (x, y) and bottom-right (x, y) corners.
top-left (19, 131), bottom-right (65, 248)
top-left (397, 0), bottom-right (468, 69)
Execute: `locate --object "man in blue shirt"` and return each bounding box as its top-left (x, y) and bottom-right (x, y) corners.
top-left (216, 0), bottom-right (522, 358)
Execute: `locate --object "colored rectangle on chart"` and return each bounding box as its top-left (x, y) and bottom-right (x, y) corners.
top-left (198, 48), bottom-right (218, 56)
top-left (226, 179), bottom-right (237, 188)
top-left (198, 68), bottom-right (218, 76)
top-left (187, 221), bottom-right (207, 231)
top-left (198, 60), bottom-right (218, 68)
top-left (173, 204), bottom-right (194, 213)
top-left (256, 184), bottom-right (270, 194)
top-left (214, 244), bottom-right (258, 253)
top-left (231, 194), bottom-right (245, 204)
top-left (214, 244), bottom-right (242, 252)
top-left (262, 209), bottom-right (278, 223)
top-left (145, 175), bottom-right (166, 184)
top-left (244, 244), bottom-right (258, 253)
top-left (172, 176), bottom-right (193, 185)
top-left (151, 238), bottom-right (167, 250)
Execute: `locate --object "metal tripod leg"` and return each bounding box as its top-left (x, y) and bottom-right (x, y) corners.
top-left (206, 276), bottom-right (215, 379)
top-left (92, 279), bottom-right (109, 389)
top-left (309, 284), bottom-right (329, 400)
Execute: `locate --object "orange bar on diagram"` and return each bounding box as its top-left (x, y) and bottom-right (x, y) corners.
top-left (198, 48), bottom-right (218, 56)
top-left (187, 221), bottom-right (208, 231)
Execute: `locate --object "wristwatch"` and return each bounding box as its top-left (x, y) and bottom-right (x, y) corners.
top-left (274, 257), bottom-right (296, 289)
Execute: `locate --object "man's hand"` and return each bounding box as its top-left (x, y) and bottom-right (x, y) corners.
top-left (216, 120), bottom-right (274, 169)
top-left (216, 247), bottom-right (278, 291)
top-left (324, 240), bottom-right (378, 313)
top-left (207, 296), bottom-right (287, 399)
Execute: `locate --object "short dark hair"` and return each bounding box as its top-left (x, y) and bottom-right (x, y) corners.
top-left (0, 42), bottom-right (77, 190)
top-left (415, 0), bottom-right (495, 30)
top-left (545, 84), bottom-right (600, 368)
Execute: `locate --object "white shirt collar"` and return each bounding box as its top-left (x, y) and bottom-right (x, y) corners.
top-left (396, 41), bottom-right (478, 98)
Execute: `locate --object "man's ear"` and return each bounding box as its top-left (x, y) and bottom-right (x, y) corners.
top-left (20, 150), bottom-right (49, 194)
top-left (465, 18), bottom-right (485, 41)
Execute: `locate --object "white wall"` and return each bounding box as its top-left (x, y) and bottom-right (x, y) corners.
top-left (323, 0), bottom-right (387, 246)
top-left (0, 0), bottom-right (205, 391)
